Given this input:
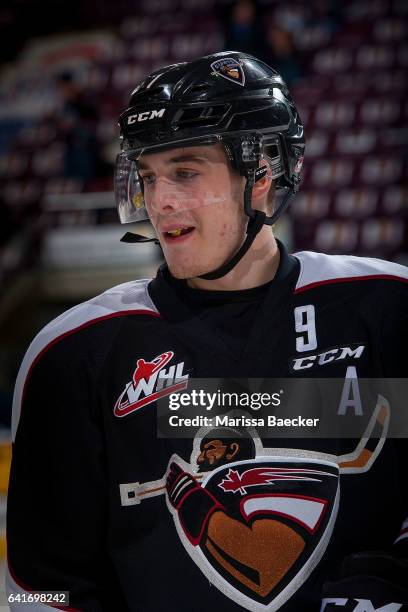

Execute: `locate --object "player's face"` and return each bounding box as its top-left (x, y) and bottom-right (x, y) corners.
top-left (138, 144), bottom-right (246, 279)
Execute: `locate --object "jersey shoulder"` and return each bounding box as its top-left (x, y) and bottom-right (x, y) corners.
top-left (31, 277), bottom-right (157, 353)
top-left (12, 278), bottom-right (157, 440)
top-left (293, 250), bottom-right (408, 294)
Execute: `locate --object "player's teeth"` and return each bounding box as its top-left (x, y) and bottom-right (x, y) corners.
top-left (168, 228), bottom-right (190, 237)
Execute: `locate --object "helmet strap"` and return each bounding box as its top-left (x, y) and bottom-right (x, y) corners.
top-left (198, 171), bottom-right (295, 280)
top-left (198, 208), bottom-right (266, 280)
top-left (198, 174), bottom-right (265, 280)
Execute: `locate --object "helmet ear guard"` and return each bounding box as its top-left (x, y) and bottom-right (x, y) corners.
top-left (223, 132), bottom-right (295, 227)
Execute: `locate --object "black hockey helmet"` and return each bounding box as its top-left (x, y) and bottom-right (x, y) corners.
top-left (116, 51), bottom-right (305, 279)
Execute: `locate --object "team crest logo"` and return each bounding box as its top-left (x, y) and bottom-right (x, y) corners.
top-left (165, 436), bottom-right (339, 611)
top-left (211, 57), bottom-right (245, 86)
top-left (113, 351), bottom-right (189, 417)
top-left (119, 401), bottom-right (390, 610)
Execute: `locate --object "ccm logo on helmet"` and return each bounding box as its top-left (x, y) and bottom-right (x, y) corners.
top-left (127, 108), bottom-right (165, 124)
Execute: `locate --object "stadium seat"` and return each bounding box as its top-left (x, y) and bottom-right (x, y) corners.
top-left (315, 220), bottom-right (359, 253)
top-left (360, 218), bottom-right (404, 250)
top-left (44, 178), bottom-right (84, 195)
top-left (335, 128), bottom-right (377, 155)
top-left (132, 36), bottom-right (169, 60)
top-left (359, 157), bottom-right (403, 185)
top-left (373, 18), bottom-right (406, 42)
top-left (359, 98), bottom-right (400, 124)
top-left (371, 69), bottom-right (407, 94)
top-left (295, 25), bottom-right (332, 52)
top-left (31, 144), bottom-right (64, 177)
top-left (356, 45), bottom-right (394, 70)
top-left (313, 48), bottom-right (353, 74)
top-left (334, 188), bottom-right (378, 217)
top-left (314, 101), bottom-right (356, 128)
top-left (310, 159), bottom-right (355, 188)
top-left (303, 130), bottom-right (329, 157)
top-left (171, 34), bottom-right (215, 60)
top-left (345, 1), bottom-right (388, 23)
top-left (291, 191), bottom-right (331, 218)
top-left (111, 64), bottom-right (146, 91)
top-left (17, 124), bottom-right (57, 149)
top-left (0, 153), bottom-right (29, 178)
top-left (3, 180), bottom-right (43, 209)
top-left (120, 16), bottom-right (157, 38)
top-left (331, 73), bottom-right (371, 99)
top-left (382, 186), bottom-right (408, 214)
top-left (397, 44), bottom-right (408, 68)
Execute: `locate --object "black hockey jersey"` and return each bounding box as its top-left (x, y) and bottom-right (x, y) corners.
top-left (6, 243), bottom-right (408, 611)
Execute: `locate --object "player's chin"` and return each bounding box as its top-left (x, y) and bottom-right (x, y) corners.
top-left (167, 262), bottom-right (202, 280)
top-left (167, 257), bottom-right (214, 280)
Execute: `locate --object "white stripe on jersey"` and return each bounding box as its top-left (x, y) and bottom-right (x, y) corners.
top-left (12, 279), bottom-right (156, 441)
top-left (294, 251), bottom-right (408, 293)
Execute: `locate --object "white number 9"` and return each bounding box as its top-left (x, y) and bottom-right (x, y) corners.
top-left (294, 305), bottom-right (317, 352)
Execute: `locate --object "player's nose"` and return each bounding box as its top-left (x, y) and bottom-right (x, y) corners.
top-left (150, 178), bottom-right (183, 214)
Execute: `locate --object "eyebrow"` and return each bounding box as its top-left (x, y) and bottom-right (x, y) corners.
top-left (138, 155), bottom-right (208, 170)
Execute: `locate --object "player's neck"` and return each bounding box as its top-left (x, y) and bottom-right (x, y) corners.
top-left (187, 228), bottom-right (280, 292)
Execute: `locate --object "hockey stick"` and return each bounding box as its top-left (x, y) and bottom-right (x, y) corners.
top-left (119, 399), bottom-right (390, 506)
top-left (119, 468), bottom-right (204, 506)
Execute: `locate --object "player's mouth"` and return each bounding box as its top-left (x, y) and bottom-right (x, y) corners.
top-left (162, 226), bottom-right (195, 243)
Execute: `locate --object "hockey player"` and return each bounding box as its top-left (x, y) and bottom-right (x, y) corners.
top-left (7, 52), bottom-right (408, 611)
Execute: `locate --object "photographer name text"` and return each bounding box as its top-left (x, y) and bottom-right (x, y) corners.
top-left (168, 415), bottom-right (320, 428)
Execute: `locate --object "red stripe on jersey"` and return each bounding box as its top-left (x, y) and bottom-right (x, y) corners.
top-left (294, 274), bottom-right (408, 295)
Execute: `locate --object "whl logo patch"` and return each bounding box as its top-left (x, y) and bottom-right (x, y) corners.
top-left (114, 351), bottom-right (189, 417)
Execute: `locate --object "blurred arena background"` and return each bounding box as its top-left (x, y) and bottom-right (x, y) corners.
top-left (0, 0), bottom-right (407, 603)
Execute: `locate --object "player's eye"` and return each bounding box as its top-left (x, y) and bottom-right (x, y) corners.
top-left (140, 173), bottom-right (155, 185)
top-left (176, 169), bottom-right (197, 180)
